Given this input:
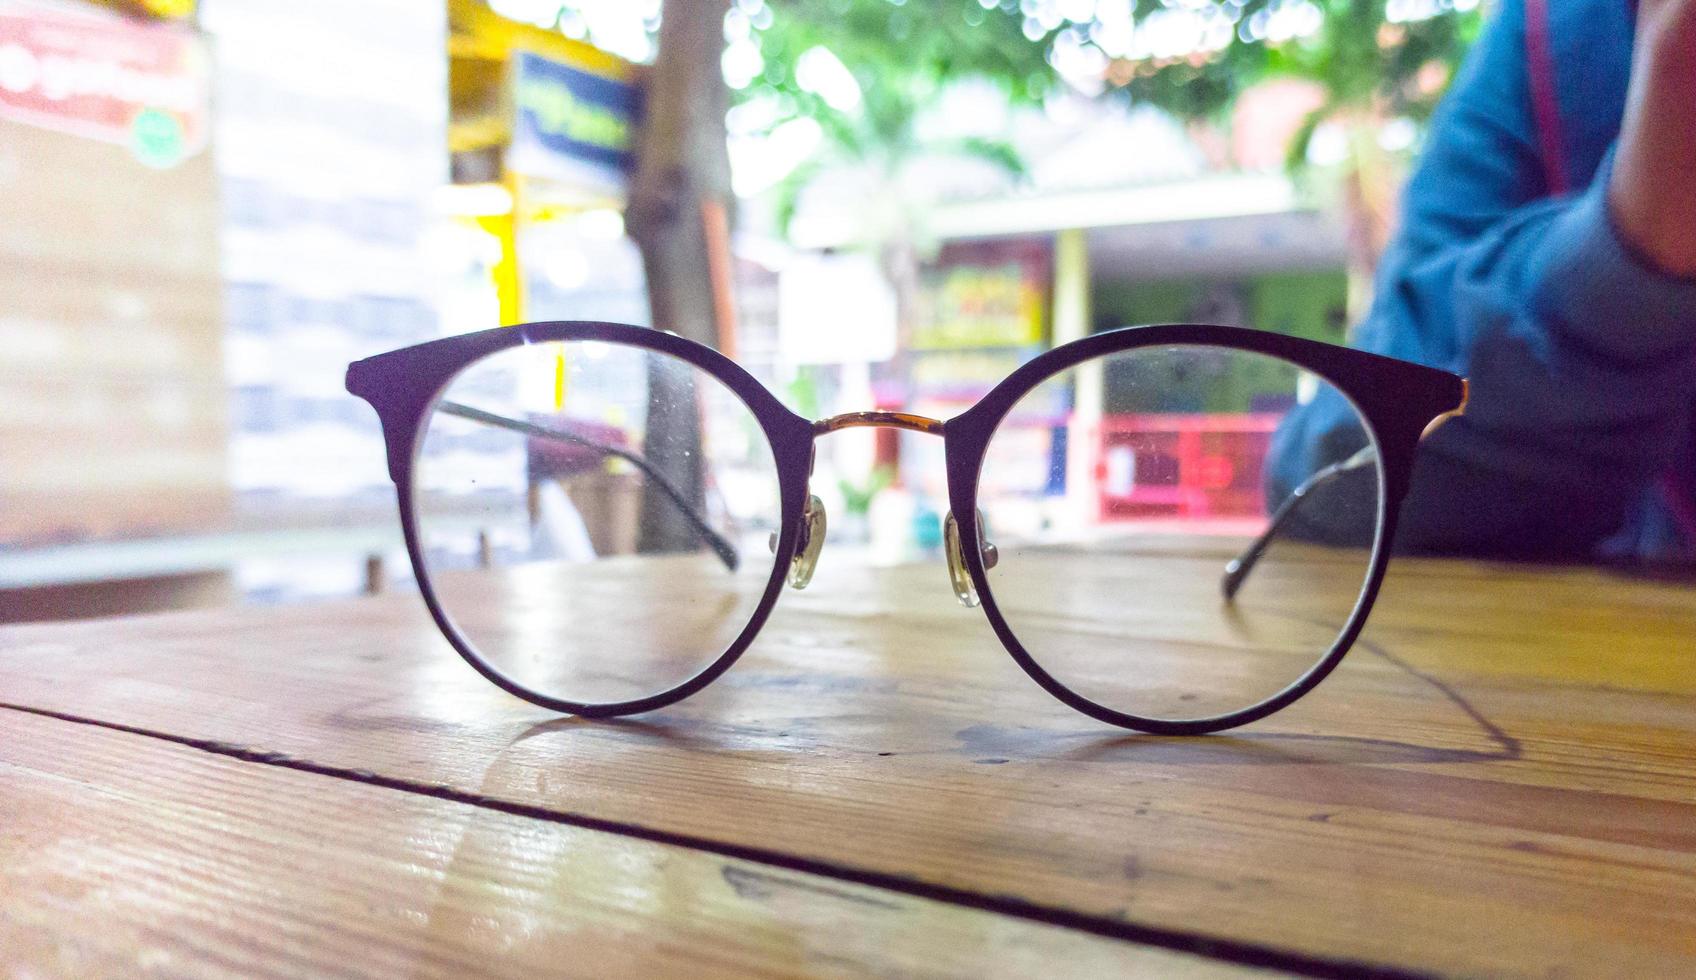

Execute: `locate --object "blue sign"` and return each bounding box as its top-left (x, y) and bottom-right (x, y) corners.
top-left (509, 50), bottom-right (640, 190)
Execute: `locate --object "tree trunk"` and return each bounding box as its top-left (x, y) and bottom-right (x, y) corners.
top-left (626, 0), bottom-right (733, 555)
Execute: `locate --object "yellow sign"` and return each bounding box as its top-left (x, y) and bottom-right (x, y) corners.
top-left (89, 0), bottom-right (197, 19)
top-left (137, 0), bottom-right (195, 17)
top-left (913, 261), bottom-right (1046, 350)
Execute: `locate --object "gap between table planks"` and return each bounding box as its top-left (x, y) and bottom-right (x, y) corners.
top-left (0, 710), bottom-right (1267, 979)
top-left (1, 546), bottom-right (1693, 978)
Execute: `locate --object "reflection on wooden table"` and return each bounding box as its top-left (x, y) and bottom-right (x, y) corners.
top-left (1, 539), bottom-right (1692, 977)
top-left (428, 532), bottom-right (1377, 719)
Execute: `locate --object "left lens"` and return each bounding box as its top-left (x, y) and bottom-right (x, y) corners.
top-left (412, 337), bottom-right (783, 708)
top-left (974, 342), bottom-right (1383, 725)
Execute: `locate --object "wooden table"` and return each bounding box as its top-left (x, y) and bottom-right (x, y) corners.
top-left (2, 541), bottom-right (1692, 978)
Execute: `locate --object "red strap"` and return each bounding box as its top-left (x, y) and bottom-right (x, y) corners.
top-left (1525, 0), bottom-right (1571, 195)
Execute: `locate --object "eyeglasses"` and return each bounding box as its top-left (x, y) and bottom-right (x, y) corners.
top-left (347, 321), bottom-right (1466, 734)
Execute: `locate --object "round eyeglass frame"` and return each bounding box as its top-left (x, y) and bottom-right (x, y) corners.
top-left (347, 320), bottom-right (1466, 735)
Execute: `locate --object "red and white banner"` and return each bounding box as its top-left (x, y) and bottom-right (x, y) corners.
top-left (0, 2), bottom-right (209, 166)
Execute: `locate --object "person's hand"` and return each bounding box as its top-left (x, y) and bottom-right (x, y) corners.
top-left (1609, 0), bottom-right (1696, 278)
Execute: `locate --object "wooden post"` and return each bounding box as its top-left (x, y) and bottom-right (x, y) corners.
top-left (701, 196), bottom-right (738, 359)
top-left (363, 555), bottom-right (385, 596)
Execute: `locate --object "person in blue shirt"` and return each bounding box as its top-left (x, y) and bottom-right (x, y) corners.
top-left (1267, 0), bottom-right (1696, 564)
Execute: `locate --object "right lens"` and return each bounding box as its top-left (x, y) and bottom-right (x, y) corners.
top-left (976, 342), bottom-right (1383, 725)
top-left (412, 338), bottom-right (783, 707)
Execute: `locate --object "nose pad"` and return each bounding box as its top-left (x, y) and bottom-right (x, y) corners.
top-left (943, 510), bottom-right (997, 608)
top-left (772, 494), bottom-right (827, 589)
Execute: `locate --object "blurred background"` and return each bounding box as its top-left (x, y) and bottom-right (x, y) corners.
top-left (0, 0), bottom-right (1484, 622)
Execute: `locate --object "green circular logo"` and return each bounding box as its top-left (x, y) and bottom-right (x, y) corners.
top-left (130, 108), bottom-right (186, 169)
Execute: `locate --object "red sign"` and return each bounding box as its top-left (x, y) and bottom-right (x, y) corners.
top-left (0, 2), bottom-right (209, 166)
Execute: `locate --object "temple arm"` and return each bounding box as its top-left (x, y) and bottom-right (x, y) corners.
top-left (437, 400), bottom-right (740, 572)
top-left (1220, 446), bottom-right (1376, 601)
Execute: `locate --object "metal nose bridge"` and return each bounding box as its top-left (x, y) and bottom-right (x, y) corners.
top-left (800, 409), bottom-right (991, 608)
top-left (813, 411), bottom-right (943, 436)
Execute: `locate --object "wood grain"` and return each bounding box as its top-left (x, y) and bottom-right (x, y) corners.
top-left (0, 711), bottom-right (1255, 978)
top-left (1, 545), bottom-right (1693, 977)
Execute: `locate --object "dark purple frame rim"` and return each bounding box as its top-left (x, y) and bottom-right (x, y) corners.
top-left (347, 320), bottom-right (1465, 735)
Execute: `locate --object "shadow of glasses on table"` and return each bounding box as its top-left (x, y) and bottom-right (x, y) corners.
top-left (951, 629), bottom-right (1521, 767)
top-left (495, 624), bottom-right (1521, 769)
